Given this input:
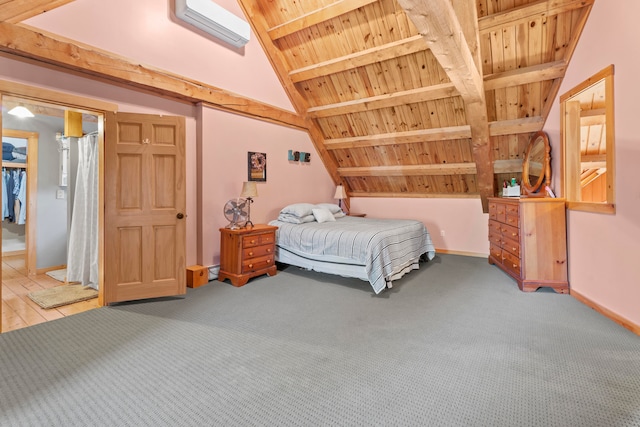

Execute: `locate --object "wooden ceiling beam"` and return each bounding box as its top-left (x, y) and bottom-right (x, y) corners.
top-left (479, 0), bottom-right (595, 33)
top-left (0, 22), bottom-right (306, 130)
top-left (341, 159), bottom-right (524, 177)
top-left (325, 126), bottom-right (472, 150)
top-left (493, 159), bottom-right (522, 174)
top-left (267, 0), bottom-right (378, 40)
top-left (349, 191), bottom-right (477, 199)
top-left (398, 0), bottom-right (493, 211)
top-left (489, 117), bottom-right (545, 136)
top-left (308, 59), bottom-right (565, 119)
top-left (484, 60), bottom-right (566, 91)
top-left (581, 108), bottom-right (606, 126)
top-left (307, 83), bottom-right (458, 118)
top-left (398, 0), bottom-right (483, 103)
top-left (289, 35), bottom-right (427, 83)
top-left (325, 117), bottom-right (542, 150)
top-left (0, 0), bottom-right (74, 24)
top-left (338, 163), bottom-right (477, 177)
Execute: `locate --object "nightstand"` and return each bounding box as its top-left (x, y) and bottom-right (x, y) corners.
top-left (348, 213), bottom-right (366, 217)
top-left (218, 224), bottom-right (278, 287)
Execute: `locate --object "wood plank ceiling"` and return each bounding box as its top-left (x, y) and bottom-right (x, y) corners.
top-left (238, 0), bottom-right (595, 211)
top-left (0, 0), bottom-right (595, 212)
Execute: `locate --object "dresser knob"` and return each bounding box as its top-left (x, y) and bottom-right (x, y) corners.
top-left (248, 264), bottom-right (253, 269)
top-left (267, 248), bottom-right (271, 253)
top-left (267, 260), bottom-right (271, 263)
top-left (249, 252), bottom-right (254, 256)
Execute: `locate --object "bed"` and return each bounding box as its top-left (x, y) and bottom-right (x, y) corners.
top-left (268, 203), bottom-right (435, 294)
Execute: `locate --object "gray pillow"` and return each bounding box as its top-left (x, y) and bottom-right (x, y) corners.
top-left (278, 213), bottom-right (315, 224)
top-left (280, 203), bottom-right (315, 218)
top-left (315, 203), bottom-right (342, 214)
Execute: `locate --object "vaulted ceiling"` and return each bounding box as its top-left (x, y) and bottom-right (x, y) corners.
top-left (237, 0), bottom-right (595, 211)
top-left (0, 0), bottom-right (595, 211)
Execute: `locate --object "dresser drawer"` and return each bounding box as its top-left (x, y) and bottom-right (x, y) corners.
top-left (242, 232), bottom-right (274, 248)
top-left (500, 223), bottom-right (519, 241)
top-left (505, 213), bottom-right (519, 228)
top-left (488, 202), bottom-right (498, 220)
top-left (489, 243), bottom-right (503, 261)
top-left (502, 236), bottom-right (520, 258)
top-left (242, 255), bottom-right (274, 273)
top-left (502, 250), bottom-right (521, 276)
top-left (242, 244), bottom-right (274, 260)
top-left (494, 203), bottom-right (507, 223)
top-left (489, 230), bottom-right (502, 246)
top-left (489, 219), bottom-right (502, 235)
top-left (505, 203), bottom-right (519, 217)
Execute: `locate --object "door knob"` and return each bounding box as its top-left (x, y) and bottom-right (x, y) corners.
top-left (177, 213), bottom-right (184, 219)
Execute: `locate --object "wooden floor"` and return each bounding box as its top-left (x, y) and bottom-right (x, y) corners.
top-left (1, 255), bottom-right (98, 333)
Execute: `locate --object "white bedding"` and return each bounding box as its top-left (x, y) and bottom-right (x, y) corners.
top-left (268, 216), bottom-right (435, 293)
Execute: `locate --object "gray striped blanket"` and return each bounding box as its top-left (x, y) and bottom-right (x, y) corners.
top-left (269, 216), bottom-right (435, 293)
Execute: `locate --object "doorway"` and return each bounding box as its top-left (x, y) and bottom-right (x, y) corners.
top-left (1, 79), bottom-right (187, 333)
top-left (2, 96), bottom-right (102, 332)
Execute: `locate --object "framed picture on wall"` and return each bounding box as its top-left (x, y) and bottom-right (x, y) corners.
top-left (248, 152), bottom-right (267, 182)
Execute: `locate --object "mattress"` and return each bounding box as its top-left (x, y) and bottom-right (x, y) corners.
top-left (268, 216), bottom-right (435, 293)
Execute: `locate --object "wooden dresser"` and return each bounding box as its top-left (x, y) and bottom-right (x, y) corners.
top-left (488, 197), bottom-right (568, 293)
top-left (218, 224), bottom-right (278, 287)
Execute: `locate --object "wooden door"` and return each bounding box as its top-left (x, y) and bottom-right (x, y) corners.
top-left (104, 112), bottom-right (186, 304)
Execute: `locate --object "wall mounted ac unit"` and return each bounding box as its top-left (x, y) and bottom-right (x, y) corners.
top-left (175, 0), bottom-right (250, 48)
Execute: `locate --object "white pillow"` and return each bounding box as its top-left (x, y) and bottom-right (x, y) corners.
top-left (280, 203), bottom-right (315, 218)
top-left (312, 208), bottom-right (336, 223)
top-left (277, 213), bottom-right (315, 224)
top-left (315, 203), bottom-right (342, 214)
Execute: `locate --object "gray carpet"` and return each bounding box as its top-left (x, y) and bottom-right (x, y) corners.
top-left (1, 254), bottom-right (639, 426)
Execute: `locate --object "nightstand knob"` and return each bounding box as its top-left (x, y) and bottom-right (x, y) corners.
top-left (267, 248), bottom-right (271, 253)
top-left (248, 264), bottom-right (253, 269)
top-left (250, 240), bottom-right (256, 244)
top-left (266, 259), bottom-right (271, 263)
top-left (248, 252), bottom-right (254, 256)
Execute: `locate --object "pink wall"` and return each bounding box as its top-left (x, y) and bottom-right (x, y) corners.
top-left (199, 106), bottom-right (333, 266)
top-left (544, 0), bottom-right (640, 327)
top-left (25, 0), bottom-right (292, 111)
top-left (5, 0), bottom-right (330, 268)
top-left (351, 198), bottom-right (489, 256)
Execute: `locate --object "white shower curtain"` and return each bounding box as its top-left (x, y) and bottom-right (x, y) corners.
top-left (67, 132), bottom-right (99, 289)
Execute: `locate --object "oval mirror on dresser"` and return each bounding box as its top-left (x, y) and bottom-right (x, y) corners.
top-left (522, 131), bottom-right (551, 195)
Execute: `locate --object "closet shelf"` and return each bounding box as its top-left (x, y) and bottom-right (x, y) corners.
top-left (2, 161), bottom-right (27, 169)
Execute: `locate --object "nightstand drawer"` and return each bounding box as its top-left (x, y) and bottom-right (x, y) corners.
top-left (242, 255), bottom-right (274, 273)
top-left (243, 244), bottom-right (274, 259)
top-left (242, 233), bottom-right (274, 248)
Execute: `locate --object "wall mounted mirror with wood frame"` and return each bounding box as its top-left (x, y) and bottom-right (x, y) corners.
top-left (560, 65), bottom-right (615, 214)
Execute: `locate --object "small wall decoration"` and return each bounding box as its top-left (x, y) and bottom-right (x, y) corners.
top-left (287, 150), bottom-right (311, 163)
top-left (248, 151), bottom-right (267, 182)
